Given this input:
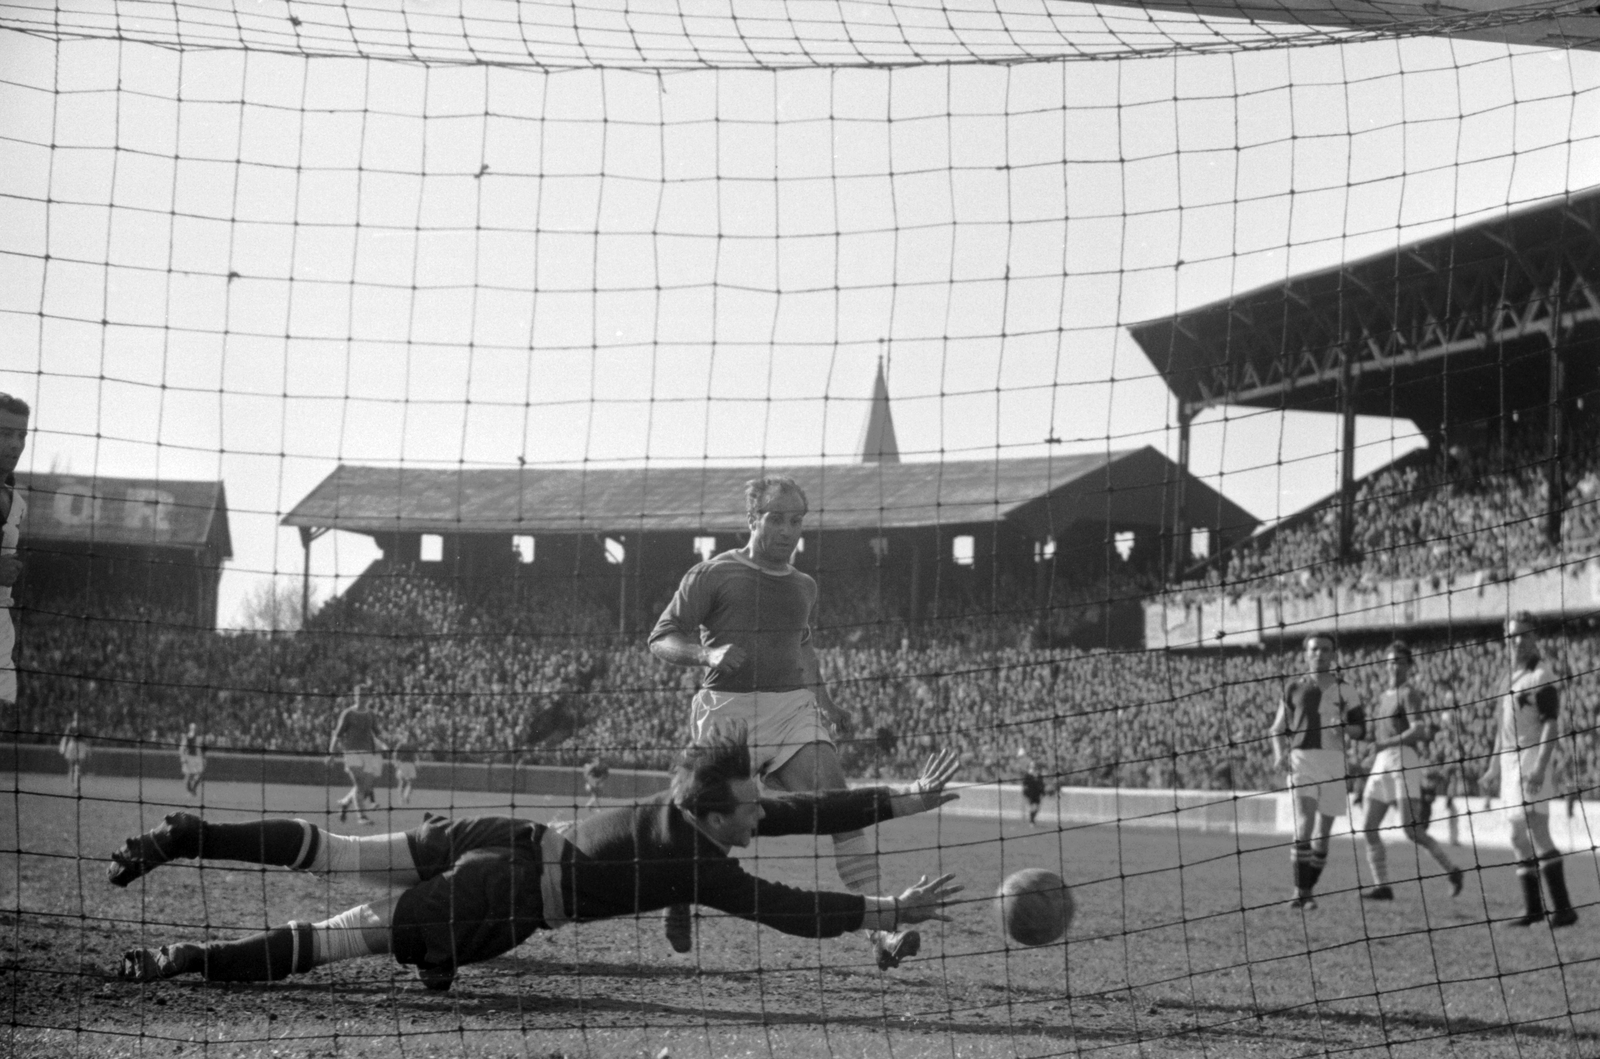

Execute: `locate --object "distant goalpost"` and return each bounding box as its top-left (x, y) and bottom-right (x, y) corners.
top-left (3, 0), bottom-right (1598, 1056)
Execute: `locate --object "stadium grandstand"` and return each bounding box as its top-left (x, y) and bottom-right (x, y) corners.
top-left (14, 474), bottom-right (231, 629)
top-left (1132, 184), bottom-right (1600, 648)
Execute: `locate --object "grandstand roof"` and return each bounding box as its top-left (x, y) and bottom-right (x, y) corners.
top-left (281, 447), bottom-right (1257, 539)
top-left (1128, 186), bottom-right (1600, 431)
top-left (17, 474), bottom-right (232, 555)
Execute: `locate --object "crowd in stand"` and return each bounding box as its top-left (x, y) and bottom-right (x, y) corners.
top-left (13, 554), bottom-right (1598, 798)
top-left (14, 419), bottom-right (1600, 796)
top-left (1194, 421), bottom-right (1600, 599)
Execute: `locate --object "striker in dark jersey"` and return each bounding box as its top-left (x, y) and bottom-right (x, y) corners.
top-left (650, 550), bottom-right (818, 693)
top-left (390, 786), bottom-right (904, 971)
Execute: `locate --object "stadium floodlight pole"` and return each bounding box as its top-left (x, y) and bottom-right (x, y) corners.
top-left (298, 525), bottom-right (327, 629)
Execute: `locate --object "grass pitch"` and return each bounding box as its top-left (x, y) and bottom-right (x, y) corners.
top-left (3, 772), bottom-right (1596, 1058)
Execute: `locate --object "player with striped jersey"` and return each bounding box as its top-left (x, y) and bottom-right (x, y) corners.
top-left (1357, 641), bottom-right (1462, 901)
top-left (1270, 632), bottom-right (1366, 911)
top-left (1480, 613), bottom-right (1578, 928)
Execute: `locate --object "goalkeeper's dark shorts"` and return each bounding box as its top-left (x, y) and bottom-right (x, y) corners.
top-left (390, 815), bottom-right (571, 972)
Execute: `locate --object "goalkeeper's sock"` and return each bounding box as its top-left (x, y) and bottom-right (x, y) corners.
top-left (201, 819), bottom-right (321, 870)
top-left (199, 922), bottom-right (316, 981)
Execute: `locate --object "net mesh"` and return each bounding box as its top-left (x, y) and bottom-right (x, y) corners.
top-left (3, 1), bottom-right (1599, 1055)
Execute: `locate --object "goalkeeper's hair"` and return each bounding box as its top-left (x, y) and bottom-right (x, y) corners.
top-left (744, 476), bottom-right (808, 521)
top-left (672, 724), bottom-right (754, 819)
top-left (0, 392), bottom-right (30, 418)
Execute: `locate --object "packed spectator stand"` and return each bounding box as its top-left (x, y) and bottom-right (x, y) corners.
top-left (12, 425), bottom-right (1599, 801)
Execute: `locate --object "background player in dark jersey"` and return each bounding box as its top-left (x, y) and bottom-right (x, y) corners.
top-left (1017, 747), bottom-right (1046, 826)
top-left (328, 687), bottom-right (385, 825)
top-left (1480, 613), bottom-right (1578, 927)
top-left (108, 734), bottom-right (963, 990)
top-left (582, 757), bottom-right (610, 812)
top-left (1356, 641), bottom-right (1462, 901)
top-left (1269, 633), bottom-right (1365, 910)
top-left (650, 475), bottom-right (918, 970)
top-left (178, 722), bottom-right (206, 797)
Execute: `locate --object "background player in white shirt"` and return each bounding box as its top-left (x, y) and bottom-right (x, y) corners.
top-left (1357, 641), bottom-right (1462, 901)
top-left (1269, 633), bottom-right (1366, 910)
top-left (1480, 613), bottom-right (1578, 927)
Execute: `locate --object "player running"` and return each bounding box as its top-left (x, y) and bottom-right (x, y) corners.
top-left (0, 393), bottom-right (29, 729)
top-left (1356, 641), bottom-right (1463, 901)
top-left (59, 712), bottom-right (90, 795)
top-left (178, 722), bottom-right (206, 797)
top-left (328, 687), bottom-right (385, 824)
top-left (1480, 613), bottom-right (1578, 928)
top-left (390, 737), bottom-right (418, 806)
top-left (108, 733), bottom-right (964, 992)
top-left (649, 475), bottom-right (920, 970)
top-left (1269, 632), bottom-right (1366, 911)
top-left (582, 757), bottom-right (609, 812)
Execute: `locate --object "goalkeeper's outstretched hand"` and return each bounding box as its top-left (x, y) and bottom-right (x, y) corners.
top-left (895, 873), bottom-right (964, 925)
top-left (892, 749), bottom-right (961, 816)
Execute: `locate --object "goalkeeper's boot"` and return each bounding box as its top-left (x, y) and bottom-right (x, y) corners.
top-left (119, 943), bottom-right (204, 982)
top-left (108, 812), bottom-right (202, 887)
top-left (1447, 869), bottom-right (1465, 897)
top-left (1361, 886), bottom-right (1395, 901)
top-left (873, 929), bottom-right (921, 971)
top-left (664, 904), bottom-right (693, 954)
top-left (1548, 907), bottom-right (1579, 928)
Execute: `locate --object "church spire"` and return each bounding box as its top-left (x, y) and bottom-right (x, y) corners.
top-left (857, 354), bottom-right (900, 463)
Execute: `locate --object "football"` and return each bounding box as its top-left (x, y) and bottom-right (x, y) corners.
top-left (996, 868), bottom-right (1073, 947)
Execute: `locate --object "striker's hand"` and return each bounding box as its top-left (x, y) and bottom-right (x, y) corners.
top-left (819, 695), bottom-right (853, 735)
top-left (0, 555), bottom-right (21, 587)
top-left (894, 873), bottom-right (963, 925)
top-left (704, 643), bottom-right (746, 673)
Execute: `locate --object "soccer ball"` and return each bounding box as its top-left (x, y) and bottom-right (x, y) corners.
top-left (996, 868), bottom-right (1073, 947)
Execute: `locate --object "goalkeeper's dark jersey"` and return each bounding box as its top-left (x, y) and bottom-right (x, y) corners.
top-left (559, 787), bottom-right (898, 936)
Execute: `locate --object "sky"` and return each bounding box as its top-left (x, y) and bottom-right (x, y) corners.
top-left (2, 5), bottom-right (1598, 627)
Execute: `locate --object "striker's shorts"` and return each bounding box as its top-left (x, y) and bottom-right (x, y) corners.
top-left (1288, 748), bottom-right (1349, 818)
top-left (395, 761), bottom-right (418, 784)
top-left (1362, 746), bottom-right (1426, 806)
top-left (690, 688), bottom-right (832, 778)
top-left (343, 751), bottom-right (384, 780)
top-left (180, 753), bottom-right (205, 778)
top-left (390, 815), bottom-right (571, 972)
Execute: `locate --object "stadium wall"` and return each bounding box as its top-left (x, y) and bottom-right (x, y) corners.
top-left (1148, 558), bottom-right (1600, 648)
top-left (1, 743), bottom-right (672, 800)
top-left (10, 743), bottom-right (1595, 855)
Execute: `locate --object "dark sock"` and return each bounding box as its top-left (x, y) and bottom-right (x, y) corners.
top-left (1292, 842), bottom-right (1313, 891)
top-left (1517, 860), bottom-right (1545, 919)
top-left (200, 922), bottom-right (316, 982)
top-left (1306, 845), bottom-right (1329, 890)
top-left (1540, 853), bottom-right (1574, 913)
top-left (201, 820), bottom-right (320, 870)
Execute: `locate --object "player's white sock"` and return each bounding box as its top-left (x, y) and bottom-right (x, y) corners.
top-left (311, 901), bottom-right (392, 965)
top-left (304, 832), bottom-right (419, 885)
top-left (833, 830), bottom-right (881, 895)
top-left (1365, 839), bottom-right (1389, 887)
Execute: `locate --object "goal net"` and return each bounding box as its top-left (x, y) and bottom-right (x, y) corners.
top-left (3, 0), bottom-right (1598, 1055)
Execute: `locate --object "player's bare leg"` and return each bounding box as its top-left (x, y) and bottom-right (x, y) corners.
top-left (1359, 797), bottom-right (1395, 901)
top-left (768, 741), bottom-right (920, 970)
top-left (1397, 796), bottom-right (1462, 896)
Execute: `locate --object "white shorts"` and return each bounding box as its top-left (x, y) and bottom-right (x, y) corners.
top-left (1362, 746), bottom-right (1425, 806)
top-left (395, 761), bottom-right (417, 783)
top-left (1500, 750), bottom-right (1556, 810)
top-left (1288, 748), bottom-right (1349, 818)
top-left (344, 751), bottom-right (383, 780)
top-left (61, 739), bottom-right (89, 765)
top-left (180, 754), bottom-right (205, 777)
top-left (690, 688), bottom-right (832, 778)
